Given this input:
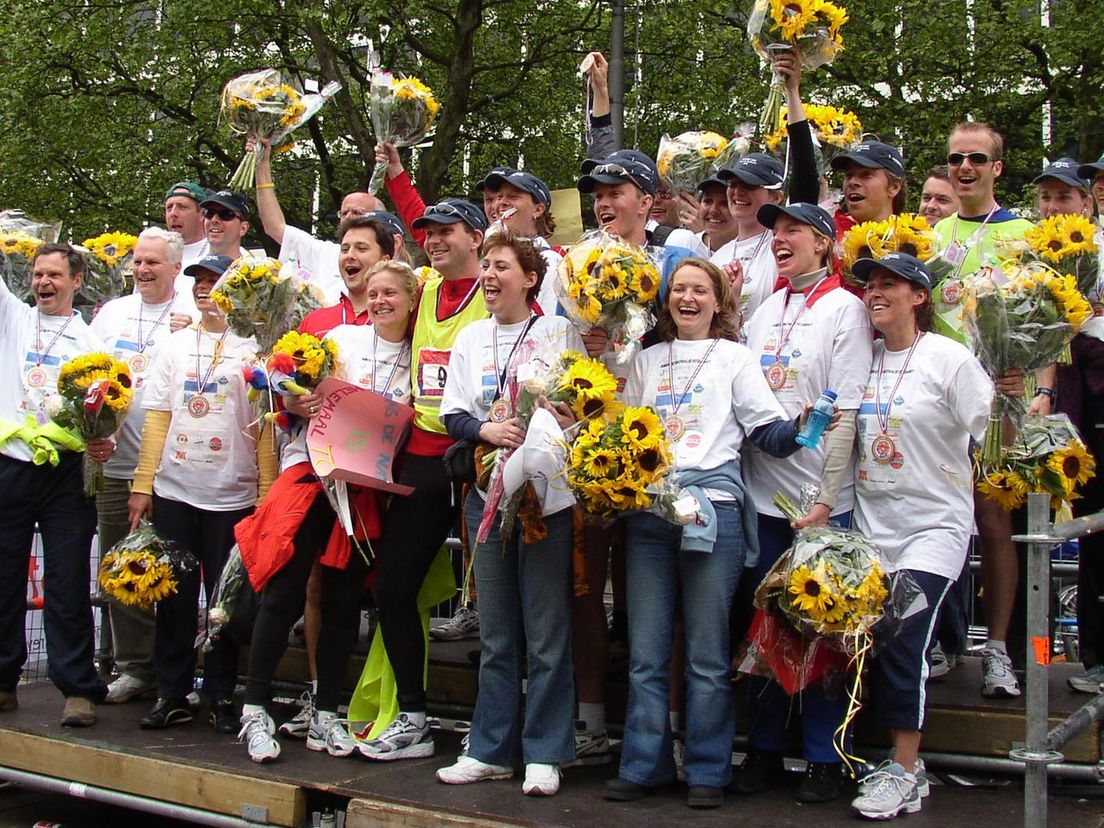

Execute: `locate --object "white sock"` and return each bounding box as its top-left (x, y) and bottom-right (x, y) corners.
top-left (578, 702), bottom-right (605, 734)
top-left (402, 710), bottom-right (427, 727)
top-left (242, 703), bottom-right (266, 716)
top-left (669, 710), bottom-right (683, 736)
top-left (309, 679), bottom-right (318, 695)
top-left (986, 639), bottom-right (1007, 653)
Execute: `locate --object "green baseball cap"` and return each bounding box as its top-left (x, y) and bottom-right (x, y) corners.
top-left (164, 181), bottom-right (208, 203)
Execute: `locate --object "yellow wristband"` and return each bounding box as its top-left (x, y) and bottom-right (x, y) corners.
top-left (256, 183), bottom-right (275, 190)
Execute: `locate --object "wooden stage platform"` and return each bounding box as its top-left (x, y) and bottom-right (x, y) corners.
top-left (1, 641), bottom-right (1101, 827)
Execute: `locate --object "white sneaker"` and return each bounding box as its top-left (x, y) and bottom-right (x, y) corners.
top-left (104, 674), bottom-right (156, 704)
top-left (436, 755), bottom-right (513, 784)
top-left (307, 711), bottom-right (357, 758)
top-left (1067, 664), bottom-right (1104, 694)
top-left (851, 762), bottom-right (920, 819)
top-left (430, 606), bottom-right (480, 641)
top-left (238, 708), bottom-right (281, 764)
top-left (981, 648), bottom-right (1021, 698)
top-left (522, 763), bottom-right (561, 796)
top-left (278, 690), bottom-right (315, 739)
top-left (860, 758), bottom-right (930, 799)
top-left (563, 723), bottom-right (611, 768)
top-left (929, 643), bottom-right (951, 679)
top-left (358, 713), bottom-right (434, 761)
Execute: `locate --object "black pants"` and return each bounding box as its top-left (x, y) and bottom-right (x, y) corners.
top-left (152, 495), bottom-right (250, 701)
top-left (0, 453), bottom-right (106, 699)
top-left (1076, 475), bottom-right (1104, 667)
top-left (376, 453), bottom-right (459, 711)
top-left (244, 491), bottom-right (368, 711)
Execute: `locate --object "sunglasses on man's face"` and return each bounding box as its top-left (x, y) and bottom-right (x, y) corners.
top-left (947, 152), bottom-right (996, 167)
top-left (204, 207), bottom-right (241, 221)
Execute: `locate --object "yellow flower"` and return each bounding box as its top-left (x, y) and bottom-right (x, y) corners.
top-left (788, 564), bottom-right (834, 616)
top-left (558, 356), bottom-right (618, 420)
top-left (1026, 214), bottom-right (1099, 263)
top-left (842, 221), bottom-right (887, 268)
top-left (619, 407), bottom-right (664, 451)
top-left (1047, 442), bottom-right (1096, 488)
top-left (977, 469), bottom-right (1028, 511)
top-left (82, 231), bottom-right (138, 268)
top-left (582, 447), bottom-right (622, 479)
top-left (0, 232), bottom-right (43, 259)
top-left (770, 0), bottom-right (819, 41)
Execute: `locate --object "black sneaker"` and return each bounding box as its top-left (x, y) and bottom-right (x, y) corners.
top-left (209, 699), bottom-right (237, 734)
top-left (795, 761), bottom-right (841, 803)
top-left (604, 778), bottom-right (649, 802)
top-left (687, 785), bottom-right (724, 809)
top-left (140, 698), bottom-right (193, 729)
top-left (730, 749), bottom-right (785, 794)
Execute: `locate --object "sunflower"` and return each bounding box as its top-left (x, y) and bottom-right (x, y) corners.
top-left (143, 571), bottom-right (178, 604)
top-left (628, 261), bottom-right (661, 303)
top-left (841, 221), bottom-right (887, 269)
top-left (976, 469), bottom-right (1028, 511)
top-left (581, 447), bottom-right (621, 479)
top-left (82, 231), bottom-right (138, 267)
top-left (111, 359), bottom-right (134, 390)
top-left (619, 407), bottom-right (665, 451)
top-left (559, 356), bottom-right (617, 401)
top-left (101, 379), bottom-right (132, 413)
top-left (1047, 442), bottom-right (1096, 488)
top-left (633, 443), bottom-right (671, 484)
top-left (0, 232), bottom-right (43, 259)
top-left (787, 563), bottom-right (835, 616)
top-left (769, 0), bottom-right (820, 41)
top-left (602, 473), bottom-right (653, 510)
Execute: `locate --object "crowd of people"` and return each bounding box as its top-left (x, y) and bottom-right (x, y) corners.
top-left (2, 48), bottom-right (1104, 822)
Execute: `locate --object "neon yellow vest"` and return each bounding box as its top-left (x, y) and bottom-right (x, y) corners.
top-left (410, 271), bottom-right (487, 434)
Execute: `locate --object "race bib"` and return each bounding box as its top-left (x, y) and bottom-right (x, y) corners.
top-left (417, 348), bottom-right (450, 398)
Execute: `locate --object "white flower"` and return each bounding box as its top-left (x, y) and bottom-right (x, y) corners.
top-left (43, 396), bottom-right (63, 418)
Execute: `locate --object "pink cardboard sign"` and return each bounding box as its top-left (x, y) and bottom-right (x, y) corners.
top-left (306, 378), bottom-right (414, 494)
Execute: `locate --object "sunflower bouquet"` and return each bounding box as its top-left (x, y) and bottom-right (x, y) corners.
top-left (841, 214), bottom-right (952, 285)
top-left (366, 70), bottom-right (441, 195)
top-left (656, 131), bottom-right (730, 193)
top-left (556, 230), bottom-right (661, 365)
top-left (977, 414), bottom-right (1096, 511)
top-left (964, 261), bottom-right (1092, 464)
top-left (565, 406), bottom-right (676, 520)
top-left (0, 210), bottom-right (58, 302)
top-left (709, 123), bottom-right (755, 176)
top-left (1022, 214), bottom-right (1099, 298)
top-left (747, 0), bottom-right (848, 137)
top-left (514, 350), bottom-right (621, 425)
top-left (763, 103), bottom-right (861, 173)
top-left (221, 69), bottom-right (342, 191)
top-left (54, 352), bottom-right (134, 493)
top-left (209, 257), bottom-right (324, 355)
top-left (258, 330), bottom-right (339, 432)
top-left (98, 520), bottom-right (197, 611)
top-left (79, 230), bottom-right (138, 307)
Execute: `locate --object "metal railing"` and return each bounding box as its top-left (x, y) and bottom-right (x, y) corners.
top-left (1011, 493), bottom-right (1104, 827)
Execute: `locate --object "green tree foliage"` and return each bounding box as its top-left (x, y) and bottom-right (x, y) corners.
top-left (0, 0), bottom-right (1100, 241)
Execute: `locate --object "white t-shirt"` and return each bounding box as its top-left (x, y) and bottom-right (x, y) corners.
top-left (278, 225), bottom-right (344, 305)
top-left (181, 238), bottom-right (209, 271)
top-left (742, 285), bottom-right (872, 517)
top-left (441, 314), bottom-right (585, 514)
top-left (534, 239), bottom-right (563, 316)
top-left (624, 338), bottom-right (787, 474)
top-left (710, 230), bottom-right (778, 320)
top-left (0, 279), bottom-right (105, 463)
top-left (90, 292), bottom-right (197, 479)
top-left (280, 324), bottom-right (412, 472)
top-left (141, 325), bottom-right (260, 510)
top-left (664, 227), bottom-right (711, 259)
top-left (853, 333), bottom-right (992, 579)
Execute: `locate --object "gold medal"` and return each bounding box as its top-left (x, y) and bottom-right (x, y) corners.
top-left (665, 414), bottom-right (686, 442)
top-left (489, 397), bottom-right (512, 423)
top-left (187, 394), bottom-right (211, 419)
top-left (871, 434), bottom-right (896, 464)
top-left (765, 359), bottom-right (787, 390)
top-left (24, 365), bottom-right (48, 388)
top-left (129, 352), bottom-right (150, 373)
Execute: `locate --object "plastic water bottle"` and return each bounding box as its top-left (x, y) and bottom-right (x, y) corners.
top-left (796, 389), bottom-right (837, 449)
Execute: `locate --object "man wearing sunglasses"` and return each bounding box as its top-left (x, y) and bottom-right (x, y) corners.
top-left (199, 191), bottom-right (258, 263)
top-left (931, 123), bottom-right (1034, 704)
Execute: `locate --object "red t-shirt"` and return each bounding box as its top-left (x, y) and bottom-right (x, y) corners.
top-left (298, 294), bottom-right (370, 337)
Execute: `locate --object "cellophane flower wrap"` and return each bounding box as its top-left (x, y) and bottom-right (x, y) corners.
top-left (220, 69), bottom-right (342, 191)
top-left (963, 261), bottom-right (1091, 464)
top-left (742, 489), bottom-right (924, 772)
top-left (80, 231), bottom-right (138, 307)
top-left (763, 103), bottom-right (861, 174)
top-left (1021, 213), bottom-right (1100, 298)
top-left (54, 352), bottom-right (134, 494)
top-left (656, 131), bottom-right (730, 193)
top-left (0, 210), bottom-right (58, 302)
top-left (209, 257), bottom-right (324, 355)
top-left (203, 544), bottom-right (255, 651)
top-left (366, 71), bottom-right (440, 195)
top-left (556, 230), bottom-right (661, 365)
top-left (261, 330), bottom-right (339, 432)
top-left (747, 0), bottom-right (848, 137)
top-left (98, 519), bottom-right (197, 611)
top-left (709, 123), bottom-right (755, 175)
top-left (977, 414), bottom-right (1096, 511)
top-left (841, 214), bottom-right (953, 286)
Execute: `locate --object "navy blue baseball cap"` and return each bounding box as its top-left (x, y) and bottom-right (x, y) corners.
top-left (361, 210), bottom-right (407, 238)
top-left (578, 153), bottom-right (659, 196)
top-left (757, 202), bottom-right (836, 239)
top-left (201, 190), bottom-right (251, 220)
top-left (851, 252), bottom-right (933, 291)
top-left (830, 141), bottom-right (906, 178)
top-left (697, 175), bottom-right (728, 192)
top-left (474, 167), bottom-right (518, 192)
top-left (411, 198), bottom-right (488, 232)
top-left (183, 254), bottom-right (234, 278)
top-left (717, 153), bottom-right (785, 189)
top-left (580, 149), bottom-right (655, 176)
top-left (1077, 154), bottom-right (1104, 182)
top-left (1034, 157), bottom-right (1090, 190)
top-left (483, 170), bottom-right (552, 208)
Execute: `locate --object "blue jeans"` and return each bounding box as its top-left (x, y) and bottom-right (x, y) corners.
top-left (746, 512), bottom-right (852, 763)
top-left (463, 492), bottom-right (575, 766)
top-left (620, 503), bottom-right (745, 788)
